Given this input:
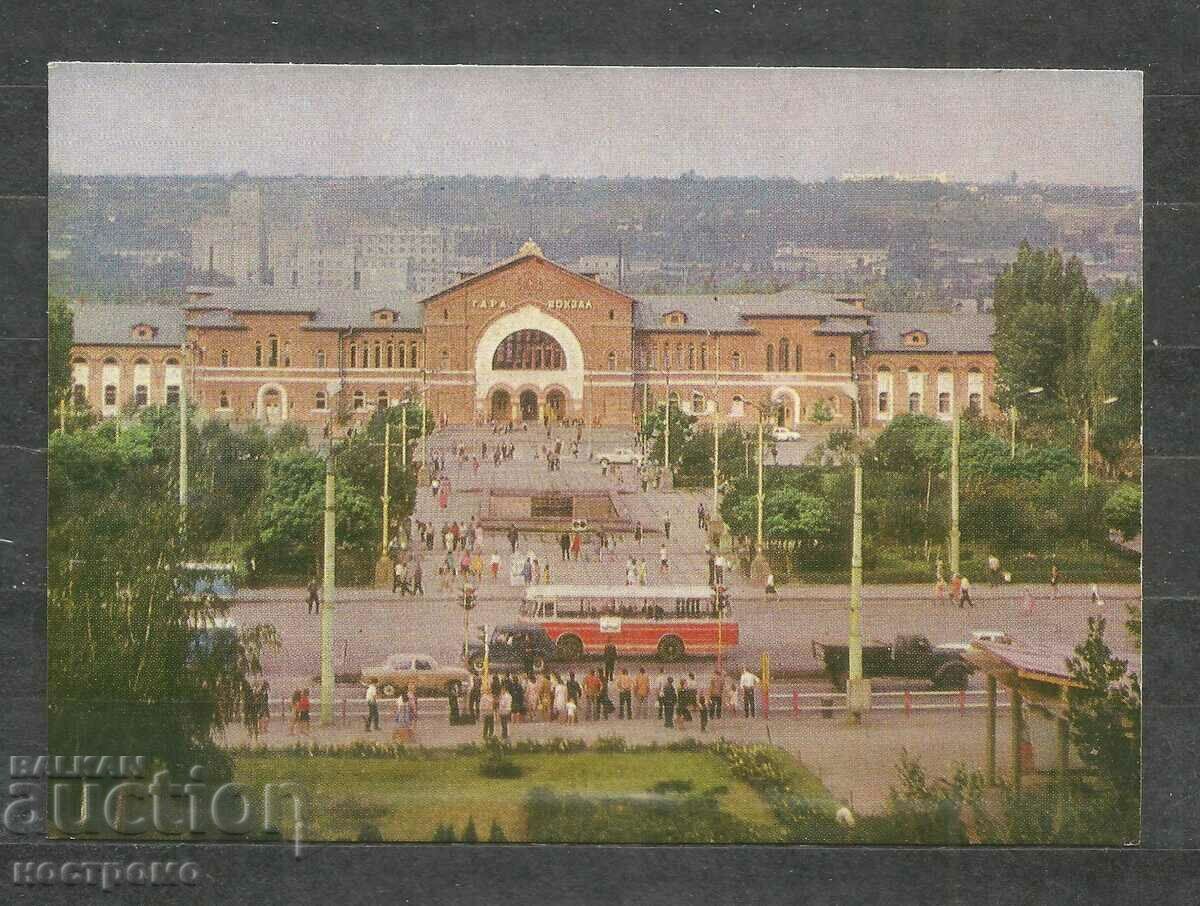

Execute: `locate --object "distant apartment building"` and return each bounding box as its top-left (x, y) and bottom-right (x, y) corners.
top-left (190, 185), bottom-right (267, 284)
top-left (773, 243), bottom-right (889, 277)
top-left (190, 185), bottom-right (453, 293)
top-left (576, 254), bottom-right (621, 286)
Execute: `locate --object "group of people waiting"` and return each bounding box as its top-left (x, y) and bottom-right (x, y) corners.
top-left (462, 663), bottom-right (763, 739)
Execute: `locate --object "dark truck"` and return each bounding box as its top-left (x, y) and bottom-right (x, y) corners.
top-left (811, 634), bottom-right (972, 691)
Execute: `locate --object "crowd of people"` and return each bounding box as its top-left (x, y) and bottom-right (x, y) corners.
top-left (464, 663), bottom-right (763, 739)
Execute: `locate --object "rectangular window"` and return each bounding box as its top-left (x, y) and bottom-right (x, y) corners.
top-left (134, 385), bottom-right (148, 407)
top-left (166, 385), bottom-right (180, 407)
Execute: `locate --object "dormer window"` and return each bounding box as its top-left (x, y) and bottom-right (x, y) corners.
top-left (661, 310), bottom-right (688, 326)
top-left (903, 330), bottom-right (929, 348)
top-left (131, 323), bottom-right (157, 340)
top-left (373, 309), bottom-right (395, 325)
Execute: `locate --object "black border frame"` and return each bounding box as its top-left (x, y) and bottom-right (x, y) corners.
top-left (3, 3), bottom-right (1197, 902)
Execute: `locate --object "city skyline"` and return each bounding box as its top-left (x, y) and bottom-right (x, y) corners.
top-left (49, 65), bottom-right (1142, 186)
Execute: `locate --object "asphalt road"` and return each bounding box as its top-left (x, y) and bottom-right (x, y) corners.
top-left (236, 583), bottom-right (1139, 697)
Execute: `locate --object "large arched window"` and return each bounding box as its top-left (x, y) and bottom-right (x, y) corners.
top-left (349, 344), bottom-right (357, 368)
top-left (492, 330), bottom-right (566, 370)
top-left (827, 351), bottom-right (838, 371)
top-left (218, 390), bottom-right (230, 409)
top-left (255, 341), bottom-right (263, 367)
top-left (730, 352), bottom-right (742, 370)
top-left (687, 345), bottom-right (695, 370)
top-left (267, 335), bottom-right (279, 367)
top-left (794, 345), bottom-right (803, 372)
top-left (765, 345), bottom-right (774, 371)
top-left (316, 349), bottom-right (327, 368)
top-left (607, 351), bottom-right (617, 371)
top-left (778, 338), bottom-right (789, 373)
top-left (219, 349), bottom-right (230, 367)
top-left (409, 343), bottom-right (419, 367)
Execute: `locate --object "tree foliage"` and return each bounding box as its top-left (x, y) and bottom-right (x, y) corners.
top-left (1066, 617), bottom-right (1141, 843)
top-left (1103, 484), bottom-right (1141, 541)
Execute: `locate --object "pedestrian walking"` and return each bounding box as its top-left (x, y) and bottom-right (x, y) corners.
top-left (570, 532), bottom-right (582, 561)
top-left (659, 544), bottom-right (669, 574)
top-left (411, 561), bottom-right (423, 595)
top-left (498, 687), bottom-right (513, 739)
top-left (697, 690), bottom-right (709, 731)
top-left (306, 578), bottom-right (321, 614)
top-left (364, 679), bottom-right (380, 731)
top-left (480, 689), bottom-right (495, 739)
top-left (584, 669), bottom-right (602, 721)
top-left (662, 677), bottom-right (677, 728)
top-left (663, 517), bottom-right (671, 541)
top-left (490, 551), bottom-right (501, 581)
top-left (708, 670), bottom-right (723, 719)
top-left (739, 666), bottom-right (759, 718)
top-left (393, 560), bottom-right (407, 594)
top-left (1022, 586), bottom-right (1036, 616)
top-left (676, 678), bottom-right (692, 724)
top-left (1050, 563), bottom-right (1061, 600)
top-left (765, 572), bottom-right (776, 595)
top-left (603, 643), bottom-right (617, 682)
top-left (298, 688), bottom-right (311, 735)
top-left (987, 554), bottom-right (1001, 586)
top-left (1091, 582), bottom-right (1104, 608)
top-left (950, 573), bottom-right (963, 607)
top-left (634, 667), bottom-right (650, 719)
top-left (617, 668), bottom-right (633, 719)
top-left (560, 531), bottom-right (571, 561)
top-left (653, 668), bottom-right (667, 720)
top-left (960, 575), bottom-right (974, 608)
top-left (934, 576), bottom-right (947, 604)
top-left (637, 558), bottom-right (648, 586)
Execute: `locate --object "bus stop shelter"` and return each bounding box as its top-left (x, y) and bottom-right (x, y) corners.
top-left (965, 640), bottom-right (1083, 799)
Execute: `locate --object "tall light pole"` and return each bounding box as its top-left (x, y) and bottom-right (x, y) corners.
top-left (178, 339), bottom-right (189, 528)
top-left (847, 456), bottom-right (869, 720)
top-left (1083, 396), bottom-right (1120, 490)
top-left (949, 410), bottom-right (960, 576)
top-left (749, 401), bottom-right (772, 581)
top-left (320, 441), bottom-right (337, 726)
top-left (708, 330), bottom-right (726, 547)
top-left (661, 363), bottom-right (673, 490)
top-left (373, 420), bottom-right (392, 588)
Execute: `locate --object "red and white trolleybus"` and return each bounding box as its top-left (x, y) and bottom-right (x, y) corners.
top-left (520, 585), bottom-right (738, 661)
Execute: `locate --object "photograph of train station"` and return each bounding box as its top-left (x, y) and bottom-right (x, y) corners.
top-left (47, 65), bottom-right (1141, 846)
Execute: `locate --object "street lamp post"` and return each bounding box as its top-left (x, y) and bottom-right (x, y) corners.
top-left (949, 410), bottom-right (960, 577)
top-left (748, 401), bottom-right (774, 582)
top-left (1083, 396), bottom-right (1119, 490)
top-left (661, 365), bottom-right (673, 490)
top-left (320, 441), bottom-right (337, 726)
top-left (847, 456), bottom-right (870, 720)
top-left (708, 331), bottom-right (727, 548)
top-left (373, 420), bottom-right (393, 588)
top-left (179, 339), bottom-right (189, 517)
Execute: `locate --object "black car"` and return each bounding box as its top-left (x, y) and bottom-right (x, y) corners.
top-left (467, 623), bottom-right (556, 672)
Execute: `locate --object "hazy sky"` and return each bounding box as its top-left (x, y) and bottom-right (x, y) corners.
top-left (49, 65), bottom-right (1142, 186)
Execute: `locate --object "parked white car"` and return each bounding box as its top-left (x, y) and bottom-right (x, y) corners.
top-left (597, 448), bottom-right (641, 466)
top-left (771, 426), bottom-right (802, 442)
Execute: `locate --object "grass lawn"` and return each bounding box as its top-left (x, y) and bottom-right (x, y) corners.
top-left (234, 745), bottom-right (825, 842)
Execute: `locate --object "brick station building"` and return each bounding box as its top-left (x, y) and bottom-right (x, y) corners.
top-left (69, 241), bottom-right (997, 431)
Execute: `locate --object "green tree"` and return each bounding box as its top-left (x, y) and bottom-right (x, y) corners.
top-left (1103, 484), bottom-right (1141, 541)
top-left (49, 431), bottom-right (277, 778)
top-left (639, 397), bottom-right (696, 470)
top-left (1066, 616), bottom-right (1141, 843)
top-left (1088, 287), bottom-right (1142, 469)
top-left (255, 449), bottom-right (376, 571)
top-left (992, 243), bottom-right (1101, 436)
top-left (49, 295), bottom-right (74, 415)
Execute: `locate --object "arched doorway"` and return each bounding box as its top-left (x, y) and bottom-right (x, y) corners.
top-left (491, 388), bottom-right (511, 422)
top-left (545, 389), bottom-right (565, 422)
top-left (262, 388), bottom-right (283, 424)
top-left (519, 390), bottom-right (539, 421)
